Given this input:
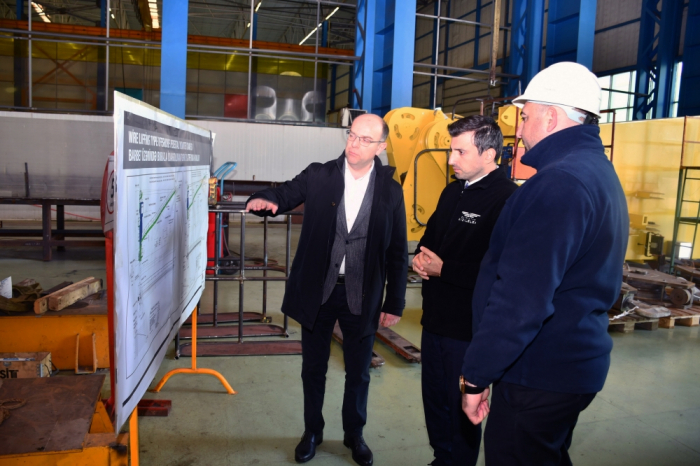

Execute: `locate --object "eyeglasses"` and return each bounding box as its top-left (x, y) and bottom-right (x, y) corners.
top-left (346, 130), bottom-right (384, 147)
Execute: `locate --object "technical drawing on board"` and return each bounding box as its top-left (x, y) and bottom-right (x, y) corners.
top-left (113, 92), bottom-right (212, 430)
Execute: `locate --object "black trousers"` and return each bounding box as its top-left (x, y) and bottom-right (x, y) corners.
top-left (484, 381), bottom-right (596, 466)
top-left (301, 284), bottom-right (375, 437)
top-left (421, 329), bottom-right (482, 466)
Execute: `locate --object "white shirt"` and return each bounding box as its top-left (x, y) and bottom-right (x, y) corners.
top-left (465, 172), bottom-right (489, 188)
top-left (339, 159), bottom-right (375, 274)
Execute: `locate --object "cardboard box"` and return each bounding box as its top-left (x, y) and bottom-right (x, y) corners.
top-left (0, 352), bottom-right (52, 379)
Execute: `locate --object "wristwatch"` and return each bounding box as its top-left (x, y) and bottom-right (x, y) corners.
top-left (459, 375), bottom-right (486, 395)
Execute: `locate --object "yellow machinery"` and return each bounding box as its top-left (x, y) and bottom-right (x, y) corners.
top-left (384, 104), bottom-right (700, 264)
top-left (601, 115), bottom-right (700, 262)
top-left (383, 108), bottom-right (458, 241)
top-left (384, 105), bottom-right (530, 241)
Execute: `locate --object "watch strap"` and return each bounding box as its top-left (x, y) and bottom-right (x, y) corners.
top-left (459, 375), bottom-right (486, 395)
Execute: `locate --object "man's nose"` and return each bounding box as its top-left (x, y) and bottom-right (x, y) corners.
top-left (516, 125), bottom-right (522, 139)
top-left (448, 151), bottom-right (456, 165)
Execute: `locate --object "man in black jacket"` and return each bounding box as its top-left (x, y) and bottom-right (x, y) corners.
top-left (246, 114), bottom-right (408, 466)
top-left (413, 115), bottom-right (517, 466)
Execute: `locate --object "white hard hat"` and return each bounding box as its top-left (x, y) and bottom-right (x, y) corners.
top-left (512, 62), bottom-right (602, 118)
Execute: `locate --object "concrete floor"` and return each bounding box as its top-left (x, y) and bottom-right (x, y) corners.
top-left (1, 221), bottom-right (700, 465)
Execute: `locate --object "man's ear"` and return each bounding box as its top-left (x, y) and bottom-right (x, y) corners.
top-left (545, 106), bottom-right (558, 133)
top-left (483, 147), bottom-right (497, 163)
top-left (376, 142), bottom-right (388, 155)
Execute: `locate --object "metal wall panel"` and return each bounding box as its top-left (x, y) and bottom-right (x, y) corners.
top-left (0, 111), bottom-right (112, 221)
top-left (0, 112), bottom-right (355, 220)
top-left (593, 0), bottom-right (642, 73)
top-left (195, 120), bottom-right (352, 182)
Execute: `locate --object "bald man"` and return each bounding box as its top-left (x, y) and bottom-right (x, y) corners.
top-left (246, 114), bottom-right (408, 466)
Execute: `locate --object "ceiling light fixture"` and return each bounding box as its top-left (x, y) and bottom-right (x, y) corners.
top-left (148, 0), bottom-right (160, 29)
top-left (255, 1), bottom-right (262, 12)
top-left (299, 7), bottom-right (340, 45)
top-left (326, 7), bottom-right (339, 21)
top-left (31, 2), bottom-right (51, 23)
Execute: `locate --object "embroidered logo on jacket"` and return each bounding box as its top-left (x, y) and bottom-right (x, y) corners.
top-left (459, 212), bottom-right (481, 224)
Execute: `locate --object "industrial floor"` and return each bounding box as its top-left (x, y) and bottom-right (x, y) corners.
top-left (1, 221), bottom-right (700, 465)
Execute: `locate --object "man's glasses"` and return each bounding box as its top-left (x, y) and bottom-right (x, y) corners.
top-left (346, 130), bottom-right (384, 147)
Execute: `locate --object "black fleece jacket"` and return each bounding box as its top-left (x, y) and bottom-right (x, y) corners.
top-left (417, 167), bottom-right (517, 341)
top-left (463, 125), bottom-right (629, 394)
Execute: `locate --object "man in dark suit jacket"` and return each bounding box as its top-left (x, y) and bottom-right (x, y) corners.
top-left (246, 113), bottom-right (408, 466)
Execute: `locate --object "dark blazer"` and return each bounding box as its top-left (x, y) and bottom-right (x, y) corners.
top-left (247, 154), bottom-right (408, 338)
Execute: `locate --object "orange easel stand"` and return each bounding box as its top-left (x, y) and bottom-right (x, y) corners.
top-left (129, 406), bottom-right (139, 466)
top-left (152, 309), bottom-right (236, 394)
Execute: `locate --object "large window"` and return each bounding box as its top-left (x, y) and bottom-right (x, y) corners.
top-left (599, 62), bottom-right (683, 122)
top-left (670, 61), bottom-right (683, 118)
top-left (598, 71), bottom-right (636, 123)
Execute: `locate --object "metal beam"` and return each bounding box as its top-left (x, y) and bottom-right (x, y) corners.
top-left (96, 0), bottom-right (108, 110)
top-left (391, 0), bottom-right (416, 110)
top-left (634, 0), bottom-right (683, 119)
top-left (428, 0), bottom-right (440, 109)
top-left (13, 1), bottom-right (24, 107)
top-left (654, 0), bottom-right (682, 118)
top-left (679, 0), bottom-right (700, 116)
top-left (354, 0), bottom-right (415, 114)
top-left (507, 0), bottom-right (544, 95)
top-left (353, 0), bottom-right (375, 110)
top-left (544, 0), bottom-right (597, 68)
top-left (160, 0), bottom-right (189, 118)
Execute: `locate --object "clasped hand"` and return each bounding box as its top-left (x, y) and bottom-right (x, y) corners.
top-left (411, 246), bottom-right (443, 280)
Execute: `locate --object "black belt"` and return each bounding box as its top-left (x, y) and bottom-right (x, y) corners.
top-left (336, 275), bottom-right (345, 285)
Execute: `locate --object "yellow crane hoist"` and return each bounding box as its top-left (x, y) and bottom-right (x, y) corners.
top-left (384, 105), bottom-right (531, 241)
top-left (383, 108), bottom-right (458, 241)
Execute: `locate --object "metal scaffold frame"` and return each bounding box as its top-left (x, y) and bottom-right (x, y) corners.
top-left (670, 116), bottom-right (700, 269)
top-left (175, 204), bottom-right (303, 357)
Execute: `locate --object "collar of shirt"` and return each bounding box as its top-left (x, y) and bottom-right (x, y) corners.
top-left (344, 158), bottom-right (375, 184)
top-left (464, 172), bottom-right (489, 188)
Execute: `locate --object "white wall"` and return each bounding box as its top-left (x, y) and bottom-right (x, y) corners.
top-left (193, 120), bottom-right (348, 182)
top-left (0, 112), bottom-right (352, 220)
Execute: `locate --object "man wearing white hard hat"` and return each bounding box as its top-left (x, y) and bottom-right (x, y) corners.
top-left (458, 62), bottom-right (629, 465)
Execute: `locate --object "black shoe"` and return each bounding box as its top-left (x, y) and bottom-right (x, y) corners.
top-left (294, 431), bottom-right (323, 463)
top-left (343, 434), bottom-right (373, 466)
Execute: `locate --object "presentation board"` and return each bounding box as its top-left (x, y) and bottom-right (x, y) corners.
top-left (113, 92), bottom-right (212, 430)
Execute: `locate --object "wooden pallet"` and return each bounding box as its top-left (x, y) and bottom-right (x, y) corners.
top-left (658, 306), bottom-right (700, 329)
top-left (608, 312), bottom-right (659, 333)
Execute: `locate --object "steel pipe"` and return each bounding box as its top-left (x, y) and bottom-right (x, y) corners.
top-left (105, 0), bottom-right (110, 111)
top-left (413, 149), bottom-right (451, 226)
top-left (416, 12), bottom-right (511, 30)
top-left (28, 2), bottom-right (32, 107)
top-left (414, 62), bottom-right (519, 78)
top-left (415, 70), bottom-right (502, 85)
top-left (432, 0), bottom-right (441, 109)
top-left (0, 28), bottom-right (359, 62)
